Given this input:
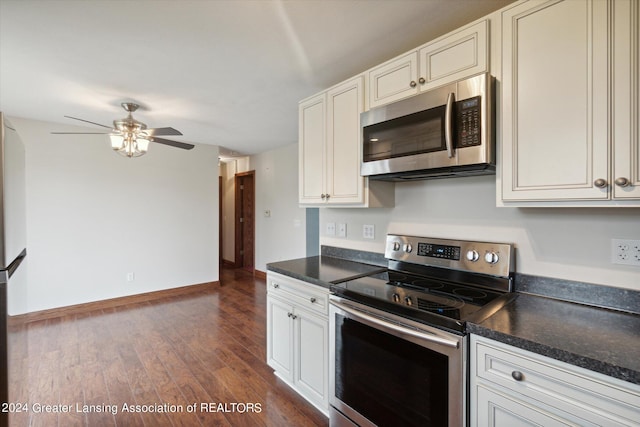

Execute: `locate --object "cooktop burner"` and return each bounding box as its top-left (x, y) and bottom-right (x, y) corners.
top-left (330, 235), bottom-right (516, 334)
top-left (335, 270), bottom-right (502, 315)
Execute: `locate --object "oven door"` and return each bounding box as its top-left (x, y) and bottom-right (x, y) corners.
top-left (329, 296), bottom-right (466, 427)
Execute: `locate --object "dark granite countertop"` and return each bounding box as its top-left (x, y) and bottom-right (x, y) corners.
top-left (468, 293), bottom-right (640, 386)
top-left (267, 249), bottom-right (640, 387)
top-left (266, 255), bottom-right (387, 289)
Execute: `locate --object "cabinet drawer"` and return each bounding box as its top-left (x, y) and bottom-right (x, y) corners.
top-left (474, 337), bottom-right (640, 426)
top-left (267, 272), bottom-right (329, 316)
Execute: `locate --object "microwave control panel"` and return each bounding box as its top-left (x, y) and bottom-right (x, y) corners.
top-left (456, 96), bottom-right (481, 147)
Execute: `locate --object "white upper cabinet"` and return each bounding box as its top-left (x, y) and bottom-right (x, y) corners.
top-left (299, 93), bottom-right (326, 205)
top-left (419, 19), bottom-right (489, 91)
top-left (368, 20), bottom-right (488, 109)
top-left (299, 76), bottom-right (394, 207)
top-left (368, 52), bottom-right (420, 108)
top-left (326, 78), bottom-right (366, 204)
top-left (500, 0), bottom-right (640, 205)
top-left (612, 0), bottom-right (640, 200)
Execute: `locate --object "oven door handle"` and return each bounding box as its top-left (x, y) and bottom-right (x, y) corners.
top-left (331, 300), bottom-right (459, 349)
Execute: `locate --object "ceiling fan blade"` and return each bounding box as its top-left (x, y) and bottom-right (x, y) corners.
top-left (64, 115), bottom-right (113, 129)
top-left (145, 127), bottom-right (183, 136)
top-left (150, 137), bottom-right (194, 150)
top-left (51, 131), bottom-right (111, 134)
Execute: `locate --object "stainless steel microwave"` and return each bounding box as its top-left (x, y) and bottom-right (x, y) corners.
top-left (361, 73), bottom-right (495, 181)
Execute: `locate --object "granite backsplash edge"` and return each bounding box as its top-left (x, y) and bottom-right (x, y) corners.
top-left (321, 245), bottom-right (640, 314)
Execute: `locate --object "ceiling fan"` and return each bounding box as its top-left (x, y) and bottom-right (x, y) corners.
top-left (52, 102), bottom-right (195, 157)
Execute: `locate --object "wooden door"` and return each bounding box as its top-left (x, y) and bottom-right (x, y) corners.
top-left (235, 171), bottom-right (255, 272)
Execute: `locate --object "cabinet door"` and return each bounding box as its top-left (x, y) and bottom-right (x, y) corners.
top-left (613, 0), bottom-right (640, 199)
top-left (501, 0), bottom-right (609, 201)
top-left (326, 76), bottom-right (365, 204)
top-left (368, 52), bottom-right (419, 108)
top-left (299, 94), bottom-right (326, 204)
top-left (476, 385), bottom-right (593, 427)
top-left (266, 296), bottom-right (294, 381)
top-left (294, 308), bottom-right (328, 410)
top-left (419, 20), bottom-right (488, 91)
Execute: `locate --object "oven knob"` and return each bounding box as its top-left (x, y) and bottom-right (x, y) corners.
top-left (404, 296), bottom-right (413, 306)
top-left (392, 241), bottom-right (401, 251)
top-left (466, 250), bottom-right (479, 262)
top-left (403, 243), bottom-right (413, 253)
top-left (392, 293), bottom-right (401, 303)
top-left (484, 251), bottom-right (499, 264)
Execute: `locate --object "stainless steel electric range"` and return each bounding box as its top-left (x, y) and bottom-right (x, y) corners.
top-left (329, 234), bottom-right (515, 427)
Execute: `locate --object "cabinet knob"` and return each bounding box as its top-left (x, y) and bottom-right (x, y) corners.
top-left (287, 312), bottom-right (292, 317)
top-left (511, 371), bottom-right (524, 381)
top-left (291, 314), bottom-right (297, 320)
top-left (310, 297), bottom-right (317, 303)
top-left (418, 77), bottom-right (426, 84)
top-left (410, 80), bottom-right (417, 88)
top-left (325, 194), bottom-right (330, 200)
top-left (273, 283), bottom-right (279, 289)
top-left (321, 193), bottom-right (326, 199)
top-left (593, 178), bottom-right (608, 188)
top-left (615, 177), bottom-right (631, 187)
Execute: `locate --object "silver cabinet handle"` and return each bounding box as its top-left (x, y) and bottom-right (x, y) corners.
top-left (594, 178), bottom-right (608, 188)
top-left (320, 193), bottom-right (326, 199)
top-left (444, 92), bottom-right (455, 158)
top-left (418, 77), bottom-right (426, 84)
top-left (273, 283), bottom-right (279, 289)
top-left (325, 194), bottom-right (330, 200)
top-left (287, 312), bottom-right (292, 317)
top-left (615, 177), bottom-right (631, 187)
top-left (409, 80), bottom-right (417, 88)
top-left (310, 297), bottom-right (317, 303)
top-left (511, 371), bottom-right (524, 381)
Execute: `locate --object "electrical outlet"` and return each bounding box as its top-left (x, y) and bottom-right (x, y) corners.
top-left (337, 223), bottom-right (347, 238)
top-left (363, 224), bottom-right (375, 239)
top-left (326, 222), bottom-right (336, 236)
top-left (611, 239), bottom-right (640, 266)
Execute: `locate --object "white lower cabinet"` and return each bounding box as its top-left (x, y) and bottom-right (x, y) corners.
top-left (266, 272), bottom-right (329, 415)
top-left (470, 335), bottom-right (640, 427)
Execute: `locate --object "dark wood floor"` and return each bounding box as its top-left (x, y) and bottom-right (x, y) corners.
top-left (7, 268), bottom-right (328, 427)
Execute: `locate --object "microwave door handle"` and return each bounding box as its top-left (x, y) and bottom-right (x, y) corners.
top-left (445, 92), bottom-right (455, 158)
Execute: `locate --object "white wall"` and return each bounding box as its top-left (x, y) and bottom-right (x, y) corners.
top-left (250, 143), bottom-right (307, 271)
top-left (10, 117), bottom-right (219, 314)
top-left (321, 176), bottom-right (640, 290)
top-left (220, 160), bottom-right (235, 263)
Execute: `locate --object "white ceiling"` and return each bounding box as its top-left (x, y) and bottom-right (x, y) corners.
top-left (0, 0), bottom-right (513, 156)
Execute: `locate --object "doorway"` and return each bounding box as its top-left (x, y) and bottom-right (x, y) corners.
top-left (234, 170), bottom-right (255, 272)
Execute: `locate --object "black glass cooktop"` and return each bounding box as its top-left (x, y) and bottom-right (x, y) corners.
top-left (331, 270), bottom-right (514, 333)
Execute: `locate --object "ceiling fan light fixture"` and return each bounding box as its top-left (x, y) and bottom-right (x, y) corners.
top-left (136, 136), bottom-right (150, 153)
top-left (56, 102), bottom-right (194, 156)
top-left (110, 132), bottom-right (148, 158)
top-left (110, 134), bottom-right (124, 150)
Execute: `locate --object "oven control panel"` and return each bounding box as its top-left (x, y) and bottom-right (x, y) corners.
top-left (385, 234), bottom-right (514, 278)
